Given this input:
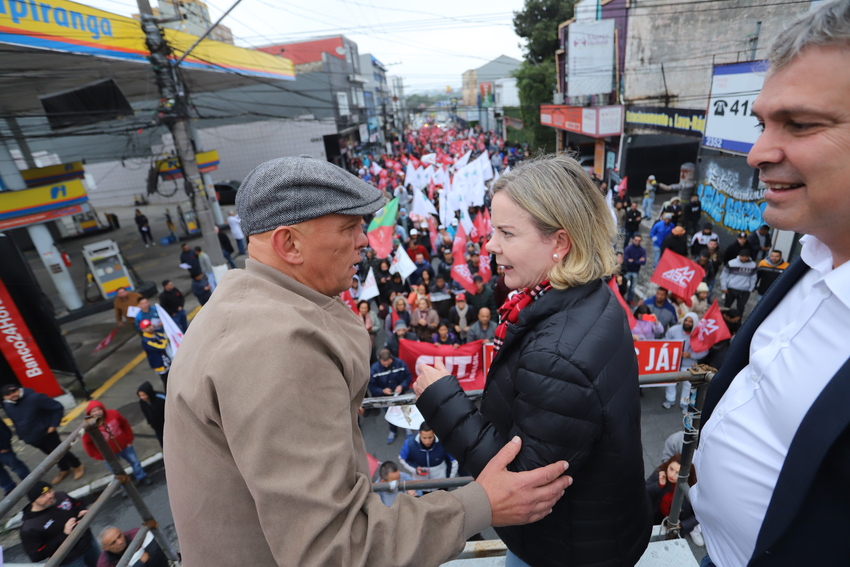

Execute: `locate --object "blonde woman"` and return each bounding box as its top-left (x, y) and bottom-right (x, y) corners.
top-left (414, 155), bottom-right (651, 566)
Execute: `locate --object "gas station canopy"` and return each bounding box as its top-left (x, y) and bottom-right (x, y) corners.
top-left (0, 0), bottom-right (296, 114)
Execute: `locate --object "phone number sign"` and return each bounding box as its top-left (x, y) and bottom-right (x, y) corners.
top-left (702, 61), bottom-right (766, 155)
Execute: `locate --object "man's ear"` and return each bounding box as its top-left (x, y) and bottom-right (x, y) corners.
top-left (269, 226), bottom-right (304, 265)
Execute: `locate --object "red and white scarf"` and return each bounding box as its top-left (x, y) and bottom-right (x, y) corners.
top-left (493, 280), bottom-right (552, 352)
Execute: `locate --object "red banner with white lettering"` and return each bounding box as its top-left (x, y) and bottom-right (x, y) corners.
top-left (0, 279), bottom-right (63, 397)
top-left (650, 250), bottom-right (705, 307)
top-left (634, 340), bottom-right (684, 376)
top-left (689, 301), bottom-right (731, 352)
top-left (399, 339), bottom-right (485, 391)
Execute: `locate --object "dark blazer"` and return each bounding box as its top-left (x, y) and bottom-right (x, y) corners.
top-left (701, 257), bottom-right (850, 566)
top-left (418, 280), bottom-right (651, 567)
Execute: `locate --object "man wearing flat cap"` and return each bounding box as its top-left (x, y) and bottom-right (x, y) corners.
top-left (164, 156), bottom-right (572, 567)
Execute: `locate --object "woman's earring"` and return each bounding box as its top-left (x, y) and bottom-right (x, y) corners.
top-left (553, 254), bottom-right (559, 260)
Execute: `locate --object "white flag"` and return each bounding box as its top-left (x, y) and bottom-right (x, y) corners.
top-left (155, 303), bottom-right (183, 359)
top-left (411, 187), bottom-right (438, 218)
top-left (360, 267), bottom-right (380, 301)
top-left (370, 162), bottom-right (383, 176)
top-left (605, 188), bottom-right (618, 227)
top-left (421, 153), bottom-right (437, 165)
top-left (404, 162), bottom-right (416, 183)
top-left (438, 189), bottom-right (448, 227)
top-left (389, 245), bottom-right (417, 281)
top-left (454, 150), bottom-right (472, 170)
top-left (458, 205), bottom-right (474, 236)
top-left (475, 150), bottom-right (494, 182)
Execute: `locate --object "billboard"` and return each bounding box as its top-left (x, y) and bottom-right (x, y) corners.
top-left (567, 18), bottom-right (615, 97)
top-left (540, 104), bottom-right (622, 137)
top-left (702, 61), bottom-right (767, 154)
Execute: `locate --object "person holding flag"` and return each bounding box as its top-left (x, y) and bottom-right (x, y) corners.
top-left (366, 197), bottom-right (399, 259)
top-left (413, 154), bottom-right (651, 567)
top-left (140, 319), bottom-right (171, 391)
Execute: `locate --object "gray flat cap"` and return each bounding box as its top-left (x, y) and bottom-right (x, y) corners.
top-left (236, 156), bottom-right (386, 236)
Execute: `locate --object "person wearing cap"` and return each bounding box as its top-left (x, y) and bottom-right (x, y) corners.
top-left (695, 251), bottom-right (716, 298)
top-left (406, 229), bottom-right (430, 262)
top-left (81, 400), bottom-right (149, 486)
top-left (661, 197), bottom-right (683, 226)
top-left (661, 225), bottom-right (689, 258)
top-left (690, 223), bottom-right (719, 259)
top-left (1, 386), bottom-right (85, 485)
top-left (723, 231), bottom-right (754, 265)
top-left (414, 155), bottom-right (651, 567)
top-left (448, 293), bottom-right (472, 343)
top-left (158, 280), bottom-right (188, 333)
top-left (721, 248), bottom-right (757, 315)
top-left (20, 481), bottom-right (98, 566)
top-left (649, 213), bottom-right (674, 268)
top-left (467, 275), bottom-right (497, 316)
top-left (164, 155), bottom-right (572, 567)
top-left (139, 320), bottom-right (171, 390)
top-left (384, 318), bottom-right (418, 358)
top-left (643, 174), bottom-right (659, 219)
top-left (369, 348), bottom-right (413, 444)
top-left (690, 282), bottom-right (711, 318)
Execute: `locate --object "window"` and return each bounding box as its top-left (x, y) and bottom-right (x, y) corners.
top-left (337, 92), bottom-right (350, 116)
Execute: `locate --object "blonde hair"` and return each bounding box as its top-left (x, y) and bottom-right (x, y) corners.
top-left (490, 154), bottom-right (618, 289)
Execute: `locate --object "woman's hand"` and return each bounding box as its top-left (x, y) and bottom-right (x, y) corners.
top-left (414, 359), bottom-right (450, 399)
top-left (658, 471), bottom-right (667, 487)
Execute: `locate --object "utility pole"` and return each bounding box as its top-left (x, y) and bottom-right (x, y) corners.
top-left (136, 0), bottom-right (225, 266)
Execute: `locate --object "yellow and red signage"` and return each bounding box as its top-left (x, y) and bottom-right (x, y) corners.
top-left (0, 178), bottom-right (88, 231)
top-left (0, 0), bottom-right (295, 81)
top-left (156, 150), bottom-right (220, 180)
top-left (21, 161), bottom-right (85, 188)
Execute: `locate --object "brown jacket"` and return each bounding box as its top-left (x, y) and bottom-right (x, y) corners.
top-left (113, 292), bottom-right (143, 324)
top-left (164, 260), bottom-right (490, 567)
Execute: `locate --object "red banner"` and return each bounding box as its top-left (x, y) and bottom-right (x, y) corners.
top-left (689, 301), bottom-right (731, 352)
top-left (0, 279), bottom-right (63, 397)
top-left (634, 340), bottom-right (684, 376)
top-left (650, 250), bottom-right (705, 307)
top-left (339, 290), bottom-right (358, 312)
top-left (400, 339), bottom-right (486, 391)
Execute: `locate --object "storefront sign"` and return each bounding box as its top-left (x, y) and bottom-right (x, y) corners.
top-left (697, 155), bottom-right (766, 234)
top-left (702, 61), bottom-right (766, 154)
top-left (567, 18), bottom-right (616, 97)
top-left (625, 107), bottom-right (706, 138)
top-left (540, 104), bottom-right (623, 138)
top-left (0, 279), bottom-right (63, 397)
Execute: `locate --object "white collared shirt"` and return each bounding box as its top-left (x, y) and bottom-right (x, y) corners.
top-left (691, 235), bottom-right (850, 567)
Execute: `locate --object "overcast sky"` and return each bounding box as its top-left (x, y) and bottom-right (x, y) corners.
top-left (85, 0), bottom-right (527, 93)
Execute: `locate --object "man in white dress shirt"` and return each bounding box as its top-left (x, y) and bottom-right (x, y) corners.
top-left (692, 2), bottom-right (850, 566)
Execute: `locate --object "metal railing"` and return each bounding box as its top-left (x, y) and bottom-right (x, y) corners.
top-left (363, 365), bottom-right (715, 544)
top-left (0, 415), bottom-right (180, 566)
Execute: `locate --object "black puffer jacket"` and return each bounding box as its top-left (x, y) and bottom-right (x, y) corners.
top-left (417, 280), bottom-right (651, 567)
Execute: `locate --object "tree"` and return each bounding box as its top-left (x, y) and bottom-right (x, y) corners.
top-left (513, 0), bottom-right (577, 64)
top-left (511, 0), bottom-right (576, 152)
top-left (514, 60), bottom-right (556, 153)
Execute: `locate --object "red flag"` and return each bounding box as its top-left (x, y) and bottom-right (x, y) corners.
top-left (410, 156), bottom-right (422, 169)
top-left (93, 326), bottom-right (120, 353)
top-left (482, 207), bottom-right (493, 236)
top-left (366, 453), bottom-right (381, 479)
top-left (689, 301), bottom-right (731, 352)
top-left (473, 212), bottom-right (487, 243)
top-left (617, 176), bottom-right (628, 199)
top-left (428, 216), bottom-right (438, 256)
top-left (450, 224), bottom-right (477, 294)
top-left (608, 278), bottom-right (637, 330)
top-left (650, 250), bottom-right (706, 307)
top-left (339, 290), bottom-right (358, 312)
top-left (479, 252), bottom-right (492, 283)
top-left (400, 339), bottom-right (486, 391)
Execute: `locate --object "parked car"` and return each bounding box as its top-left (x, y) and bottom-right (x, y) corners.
top-left (215, 180), bottom-right (241, 205)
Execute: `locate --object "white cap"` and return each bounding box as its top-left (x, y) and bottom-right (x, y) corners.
top-left (648, 175), bottom-right (656, 181)
top-left (420, 222), bottom-right (428, 228)
top-left (410, 228), bottom-right (419, 235)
